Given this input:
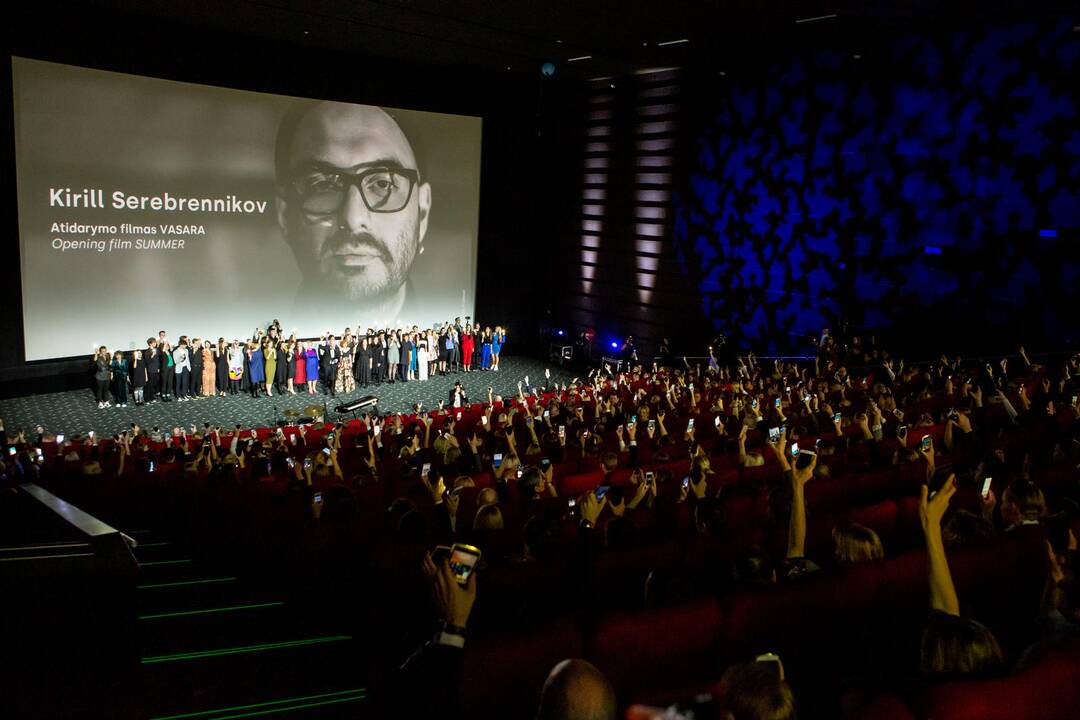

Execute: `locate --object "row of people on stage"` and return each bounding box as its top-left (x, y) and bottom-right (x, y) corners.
top-left (89, 319), bottom-right (507, 407)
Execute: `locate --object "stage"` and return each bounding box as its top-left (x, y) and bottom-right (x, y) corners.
top-left (0, 356), bottom-right (578, 438)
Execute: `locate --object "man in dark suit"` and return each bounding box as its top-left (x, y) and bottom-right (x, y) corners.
top-left (320, 335), bottom-right (340, 396)
top-left (144, 339), bottom-right (160, 403)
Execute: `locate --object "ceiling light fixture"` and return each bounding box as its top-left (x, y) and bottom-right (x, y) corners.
top-left (567, 55), bottom-right (593, 62)
top-left (795, 13), bottom-right (838, 24)
top-left (657, 38), bottom-right (689, 46)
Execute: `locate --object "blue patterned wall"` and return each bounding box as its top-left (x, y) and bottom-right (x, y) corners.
top-left (675, 18), bottom-right (1080, 354)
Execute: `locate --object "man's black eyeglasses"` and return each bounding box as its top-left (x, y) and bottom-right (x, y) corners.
top-left (291, 166), bottom-right (419, 215)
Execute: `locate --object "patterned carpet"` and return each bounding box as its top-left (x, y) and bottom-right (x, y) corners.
top-left (0, 356), bottom-right (578, 437)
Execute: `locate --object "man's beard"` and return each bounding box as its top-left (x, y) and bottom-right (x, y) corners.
top-left (318, 226), bottom-right (415, 304)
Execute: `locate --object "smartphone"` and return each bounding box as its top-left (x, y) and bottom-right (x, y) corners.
top-left (313, 491), bottom-right (323, 503)
top-left (7, 446), bottom-right (15, 456)
top-left (893, 409), bottom-right (903, 419)
top-left (595, 485), bottom-right (610, 500)
top-left (322, 448), bottom-right (331, 457)
top-left (543, 410), bottom-right (550, 418)
top-left (631, 414), bottom-right (637, 424)
top-left (35, 447), bottom-right (43, 459)
top-left (833, 413), bottom-right (842, 424)
top-left (432, 545), bottom-right (452, 564)
top-left (541, 457), bottom-right (551, 468)
top-left (645, 471), bottom-right (655, 484)
top-left (559, 425), bottom-right (566, 438)
top-left (148, 461), bottom-right (155, 473)
top-left (304, 457), bottom-right (312, 470)
top-left (795, 448), bottom-right (816, 469)
top-left (286, 457), bottom-right (296, 468)
top-left (752, 399), bottom-right (759, 409)
top-left (1072, 396), bottom-right (1078, 407)
top-left (687, 418), bottom-right (695, 431)
top-left (448, 544), bottom-right (482, 585)
top-left (768, 427), bottom-right (779, 444)
top-left (981, 477), bottom-right (993, 499)
top-left (516, 466), bottom-right (524, 479)
top-left (328, 432), bottom-right (335, 442)
top-left (56, 433), bottom-right (65, 444)
top-left (714, 416), bottom-right (721, 428)
top-left (648, 419), bottom-right (656, 431)
top-left (897, 424), bottom-right (907, 437)
top-left (785, 386), bottom-right (792, 392)
top-left (421, 462), bottom-right (431, 477)
top-left (682, 476), bottom-right (690, 489)
top-left (775, 398), bottom-right (781, 409)
top-left (493, 453), bottom-right (503, 469)
top-left (920, 435), bottom-right (932, 452)
top-left (456, 411), bottom-right (463, 421)
top-left (289, 434), bottom-right (296, 444)
top-left (791, 442), bottom-right (800, 456)
top-left (583, 429), bottom-right (591, 439)
top-left (481, 416), bottom-right (489, 425)
top-left (567, 497), bottom-right (578, 511)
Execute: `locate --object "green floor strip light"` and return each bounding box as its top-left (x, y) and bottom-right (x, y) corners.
top-left (137, 577), bottom-right (237, 589)
top-left (139, 602), bottom-right (284, 620)
top-left (141, 635), bottom-right (352, 664)
top-left (148, 688), bottom-right (366, 720)
top-left (139, 559), bottom-right (193, 567)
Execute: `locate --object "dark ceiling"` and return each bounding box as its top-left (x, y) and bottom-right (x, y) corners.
top-left (10, 0), bottom-right (1079, 82)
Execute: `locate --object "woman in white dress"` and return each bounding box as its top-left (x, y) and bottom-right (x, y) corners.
top-left (417, 335), bottom-right (429, 381)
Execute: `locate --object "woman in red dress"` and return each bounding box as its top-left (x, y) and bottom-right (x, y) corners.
top-left (461, 324), bottom-right (475, 373)
top-left (293, 340), bottom-right (308, 392)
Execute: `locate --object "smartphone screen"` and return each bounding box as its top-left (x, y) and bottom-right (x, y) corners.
top-left (920, 435), bottom-right (932, 452)
top-left (559, 425), bottom-right (566, 437)
top-left (456, 411), bottom-right (463, 421)
top-left (791, 442), bottom-right (800, 456)
top-left (286, 457), bottom-right (296, 468)
top-left (313, 492), bottom-right (323, 503)
top-left (714, 416), bottom-right (721, 427)
top-left (541, 457), bottom-right (551, 468)
top-left (493, 453), bottom-right (503, 469)
top-left (149, 461), bottom-right (155, 473)
top-left (448, 544), bottom-right (481, 585)
top-left (682, 476), bottom-right (690, 489)
top-left (768, 427), bottom-right (779, 443)
top-left (7, 446), bottom-right (15, 456)
top-left (481, 416), bottom-right (488, 425)
top-left (322, 448), bottom-right (331, 456)
top-left (833, 413), bottom-right (841, 424)
top-left (687, 418), bottom-right (695, 431)
top-left (544, 410), bottom-right (550, 418)
top-left (981, 477), bottom-right (993, 498)
top-left (421, 462), bottom-right (431, 477)
top-left (373, 424), bottom-right (381, 436)
top-left (774, 398), bottom-right (781, 408)
top-left (595, 485), bottom-right (610, 500)
top-left (645, 471), bottom-right (655, 484)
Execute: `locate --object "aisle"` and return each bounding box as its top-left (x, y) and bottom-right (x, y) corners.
top-left (129, 531), bottom-right (368, 720)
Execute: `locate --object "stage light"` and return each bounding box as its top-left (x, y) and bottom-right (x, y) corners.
top-left (611, 341), bottom-right (618, 349)
top-left (541, 62), bottom-right (557, 76)
top-left (557, 330), bottom-right (565, 336)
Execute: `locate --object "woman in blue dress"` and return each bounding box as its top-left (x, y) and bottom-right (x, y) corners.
top-left (247, 340), bottom-right (265, 398)
top-left (410, 332), bottom-right (420, 378)
top-left (491, 325), bottom-right (505, 372)
top-left (304, 343), bottom-right (320, 395)
top-left (480, 327), bottom-right (493, 371)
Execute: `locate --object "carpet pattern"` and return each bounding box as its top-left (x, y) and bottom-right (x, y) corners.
top-left (0, 356), bottom-right (577, 438)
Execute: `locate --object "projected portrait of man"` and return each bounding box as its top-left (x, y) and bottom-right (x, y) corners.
top-left (275, 101), bottom-right (431, 323)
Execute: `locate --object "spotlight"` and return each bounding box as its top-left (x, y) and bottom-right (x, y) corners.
top-left (541, 62), bottom-right (556, 76)
top-left (611, 341), bottom-right (618, 349)
top-left (556, 330), bottom-right (565, 337)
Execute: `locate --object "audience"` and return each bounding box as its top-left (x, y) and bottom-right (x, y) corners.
top-left (5, 337), bottom-right (1080, 719)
